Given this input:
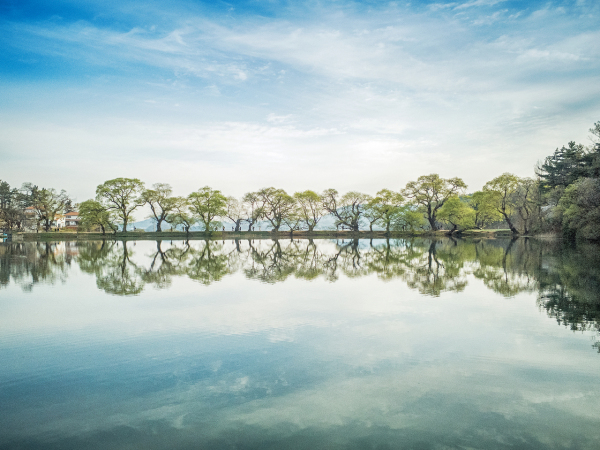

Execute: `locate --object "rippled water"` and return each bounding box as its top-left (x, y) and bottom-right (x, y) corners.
top-left (1, 237), bottom-right (600, 449)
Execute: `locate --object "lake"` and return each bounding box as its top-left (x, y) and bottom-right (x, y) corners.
top-left (1, 237), bottom-right (600, 449)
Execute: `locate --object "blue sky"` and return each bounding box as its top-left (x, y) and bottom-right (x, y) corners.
top-left (1, 0), bottom-right (599, 200)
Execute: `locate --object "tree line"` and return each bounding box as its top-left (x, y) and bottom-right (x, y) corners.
top-left (1, 121), bottom-right (599, 240)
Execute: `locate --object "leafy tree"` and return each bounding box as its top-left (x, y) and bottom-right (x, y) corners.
top-left (361, 195), bottom-right (381, 232)
top-left (0, 180), bottom-right (25, 231)
top-left (294, 190), bottom-right (324, 232)
top-left (166, 197), bottom-right (195, 233)
top-left (402, 174), bottom-right (467, 230)
top-left (392, 206), bottom-right (426, 231)
top-left (321, 189), bottom-right (369, 231)
top-left (31, 187), bottom-right (71, 231)
top-left (188, 186), bottom-right (227, 232)
top-left (372, 189), bottom-right (404, 234)
top-left (537, 141), bottom-right (599, 192)
top-left (142, 183), bottom-right (179, 232)
top-left (225, 196), bottom-right (245, 232)
top-left (558, 177), bottom-right (600, 241)
top-left (437, 196), bottom-right (475, 233)
top-left (78, 200), bottom-right (117, 235)
top-left (468, 191), bottom-right (502, 229)
top-left (256, 187), bottom-right (296, 232)
top-left (96, 178), bottom-right (145, 232)
top-left (483, 173), bottom-right (522, 234)
top-left (242, 192), bottom-right (263, 231)
top-left (513, 178), bottom-right (539, 234)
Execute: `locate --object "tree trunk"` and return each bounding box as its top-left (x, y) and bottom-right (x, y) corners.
top-left (428, 216), bottom-right (437, 231)
top-left (502, 213), bottom-right (519, 234)
top-left (156, 220), bottom-right (162, 232)
top-left (447, 223), bottom-right (458, 235)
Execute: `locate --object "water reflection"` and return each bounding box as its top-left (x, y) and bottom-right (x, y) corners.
top-left (3, 238), bottom-right (600, 449)
top-left (2, 237), bottom-right (600, 337)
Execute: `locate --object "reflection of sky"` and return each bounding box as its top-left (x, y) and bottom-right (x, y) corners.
top-left (1, 240), bottom-right (600, 448)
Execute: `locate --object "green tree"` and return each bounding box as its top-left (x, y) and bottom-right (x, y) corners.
top-left (96, 178), bottom-right (145, 232)
top-left (321, 189), bottom-right (369, 231)
top-left (166, 197), bottom-right (195, 233)
top-left (468, 191), bottom-right (502, 229)
top-left (78, 200), bottom-right (117, 235)
top-left (142, 183), bottom-right (179, 232)
top-left (537, 141), bottom-right (589, 192)
top-left (558, 177), bottom-right (600, 241)
top-left (402, 174), bottom-right (467, 231)
top-left (513, 178), bottom-right (539, 234)
top-left (437, 196), bottom-right (475, 233)
top-left (225, 196), bottom-right (245, 232)
top-left (242, 192), bottom-right (263, 231)
top-left (294, 190), bottom-right (324, 231)
top-left (257, 187), bottom-right (296, 232)
top-left (372, 189), bottom-right (405, 234)
top-left (31, 187), bottom-right (71, 231)
top-left (188, 186), bottom-right (227, 232)
top-left (392, 206), bottom-right (426, 231)
top-left (483, 173), bottom-right (522, 234)
top-left (0, 180), bottom-right (25, 231)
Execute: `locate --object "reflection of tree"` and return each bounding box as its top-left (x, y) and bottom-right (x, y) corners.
top-left (94, 241), bottom-right (144, 296)
top-left (140, 240), bottom-right (187, 289)
top-left (245, 240), bottom-right (298, 283)
top-left (186, 240), bottom-right (233, 285)
top-left (401, 240), bottom-right (469, 296)
top-left (0, 242), bottom-right (70, 292)
top-left (3, 239), bottom-right (600, 356)
top-left (472, 238), bottom-right (539, 297)
top-left (537, 243), bottom-right (600, 341)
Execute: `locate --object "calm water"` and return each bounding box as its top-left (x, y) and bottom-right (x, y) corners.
top-left (1, 237), bottom-right (600, 449)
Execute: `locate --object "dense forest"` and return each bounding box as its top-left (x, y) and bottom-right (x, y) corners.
top-left (1, 121), bottom-right (599, 240)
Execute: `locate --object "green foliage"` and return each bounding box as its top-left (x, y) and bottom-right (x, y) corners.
top-left (31, 187), bottom-right (72, 231)
top-left (188, 186), bottom-right (228, 232)
top-left (468, 191), bottom-right (502, 228)
top-left (402, 174), bottom-right (467, 230)
top-left (79, 200), bottom-right (117, 234)
top-left (322, 189), bottom-right (369, 231)
top-left (537, 140), bottom-right (600, 192)
top-left (142, 183), bottom-right (179, 232)
top-left (369, 189), bottom-right (404, 233)
top-left (166, 197), bottom-right (195, 232)
top-left (558, 178), bottom-right (600, 241)
top-left (294, 190), bottom-right (324, 231)
top-left (437, 196), bottom-right (475, 232)
top-left (392, 206), bottom-right (426, 231)
top-left (96, 178), bottom-right (145, 232)
top-left (256, 187), bottom-right (296, 231)
top-left (483, 173), bottom-right (522, 234)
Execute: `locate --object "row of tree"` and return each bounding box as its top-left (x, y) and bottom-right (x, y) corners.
top-left (75, 174), bottom-right (533, 235)
top-left (2, 121), bottom-right (599, 239)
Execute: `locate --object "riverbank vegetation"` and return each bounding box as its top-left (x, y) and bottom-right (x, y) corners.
top-left (2, 121), bottom-right (599, 240)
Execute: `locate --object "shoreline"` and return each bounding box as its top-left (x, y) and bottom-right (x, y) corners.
top-left (4, 229), bottom-right (522, 242)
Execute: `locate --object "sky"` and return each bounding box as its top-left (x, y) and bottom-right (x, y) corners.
top-left (1, 0), bottom-right (599, 202)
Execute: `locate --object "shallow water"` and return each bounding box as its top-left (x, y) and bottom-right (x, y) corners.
top-left (1, 237), bottom-right (600, 449)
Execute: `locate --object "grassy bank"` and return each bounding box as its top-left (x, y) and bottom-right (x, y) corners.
top-left (8, 228), bottom-right (518, 242)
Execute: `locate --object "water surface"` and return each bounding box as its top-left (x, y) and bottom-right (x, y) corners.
top-left (1, 237), bottom-right (600, 449)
